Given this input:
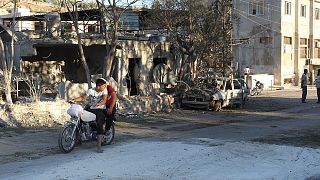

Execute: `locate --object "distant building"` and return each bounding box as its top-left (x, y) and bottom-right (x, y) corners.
top-left (233, 0), bottom-right (320, 86)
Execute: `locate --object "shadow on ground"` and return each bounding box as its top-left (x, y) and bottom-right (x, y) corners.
top-left (252, 128), bottom-right (320, 149)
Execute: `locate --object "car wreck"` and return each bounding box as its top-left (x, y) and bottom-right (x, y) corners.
top-left (181, 77), bottom-right (249, 111)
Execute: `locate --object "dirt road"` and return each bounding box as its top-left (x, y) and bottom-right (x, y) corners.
top-left (0, 89), bottom-right (320, 179)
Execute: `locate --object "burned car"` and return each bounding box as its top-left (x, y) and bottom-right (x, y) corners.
top-left (181, 77), bottom-right (249, 111)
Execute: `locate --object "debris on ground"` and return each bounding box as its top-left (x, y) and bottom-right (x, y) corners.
top-left (0, 100), bottom-right (69, 127)
top-left (117, 94), bottom-right (174, 115)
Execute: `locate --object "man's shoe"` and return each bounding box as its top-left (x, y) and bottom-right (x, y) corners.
top-left (302, 101), bottom-right (307, 103)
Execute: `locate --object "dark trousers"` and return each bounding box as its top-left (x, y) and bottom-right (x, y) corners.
top-left (302, 86), bottom-right (307, 102)
top-left (85, 108), bottom-right (106, 135)
top-left (105, 108), bottom-right (116, 131)
top-left (317, 88), bottom-right (320, 102)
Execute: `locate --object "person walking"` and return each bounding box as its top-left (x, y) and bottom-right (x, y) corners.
top-left (301, 69), bottom-right (308, 103)
top-left (315, 69), bottom-right (320, 103)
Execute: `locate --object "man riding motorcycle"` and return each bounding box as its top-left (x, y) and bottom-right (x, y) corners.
top-left (69, 78), bottom-right (108, 153)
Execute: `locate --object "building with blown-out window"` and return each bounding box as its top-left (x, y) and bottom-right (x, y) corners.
top-left (233, 0), bottom-right (320, 87)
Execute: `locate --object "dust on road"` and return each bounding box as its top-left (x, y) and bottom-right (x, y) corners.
top-left (0, 89), bottom-right (318, 165)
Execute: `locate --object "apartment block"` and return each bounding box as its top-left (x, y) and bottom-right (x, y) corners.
top-left (233, 0), bottom-right (320, 86)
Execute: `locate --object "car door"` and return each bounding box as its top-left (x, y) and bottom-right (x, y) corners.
top-left (231, 79), bottom-right (243, 104)
top-left (224, 79), bottom-right (234, 107)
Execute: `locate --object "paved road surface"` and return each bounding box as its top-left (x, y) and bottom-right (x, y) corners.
top-left (0, 89), bottom-right (320, 179)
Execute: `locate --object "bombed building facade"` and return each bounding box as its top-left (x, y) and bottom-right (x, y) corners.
top-left (0, 8), bottom-right (179, 103)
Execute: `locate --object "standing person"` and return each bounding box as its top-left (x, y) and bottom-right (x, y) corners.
top-left (243, 66), bottom-right (250, 75)
top-left (70, 78), bottom-right (108, 153)
top-left (125, 71), bottom-right (131, 96)
top-left (315, 69), bottom-right (320, 103)
top-left (301, 69), bottom-right (308, 103)
top-left (243, 66), bottom-right (250, 85)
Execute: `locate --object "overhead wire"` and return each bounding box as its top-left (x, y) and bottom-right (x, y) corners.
top-left (235, 10), bottom-right (281, 34)
top-left (231, 1), bottom-right (285, 44)
top-left (237, 0), bottom-right (282, 12)
top-left (233, 8), bottom-right (281, 25)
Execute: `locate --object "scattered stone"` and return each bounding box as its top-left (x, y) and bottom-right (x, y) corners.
top-left (0, 100), bottom-right (69, 127)
top-left (117, 94), bottom-right (174, 116)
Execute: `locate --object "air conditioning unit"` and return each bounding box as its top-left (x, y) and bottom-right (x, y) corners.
top-left (315, 42), bottom-right (320, 48)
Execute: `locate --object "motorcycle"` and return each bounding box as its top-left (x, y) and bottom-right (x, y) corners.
top-left (250, 80), bottom-right (264, 96)
top-left (58, 104), bottom-right (115, 153)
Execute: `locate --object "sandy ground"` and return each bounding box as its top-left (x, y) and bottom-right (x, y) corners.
top-left (1, 140), bottom-right (320, 180)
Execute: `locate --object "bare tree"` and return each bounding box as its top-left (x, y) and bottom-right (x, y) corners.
top-left (0, 0), bottom-right (17, 106)
top-left (64, 0), bottom-right (92, 88)
top-left (95, 0), bottom-right (140, 78)
top-left (149, 0), bottom-right (233, 82)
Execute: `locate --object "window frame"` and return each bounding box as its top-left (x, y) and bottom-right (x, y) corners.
top-left (34, 21), bottom-right (44, 32)
top-left (315, 40), bottom-right (320, 58)
top-left (300, 38), bottom-right (307, 46)
top-left (285, 1), bottom-right (291, 15)
top-left (301, 4), bottom-right (307, 17)
top-left (315, 8), bottom-right (320, 20)
top-left (248, 0), bottom-right (264, 16)
top-left (284, 36), bottom-right (292, 45)
top-left (300, 47), bottom-right (308, 58)
top-left (260, 37), bottom-right (272, 45)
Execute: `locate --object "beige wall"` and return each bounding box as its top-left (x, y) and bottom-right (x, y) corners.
top-left (281, 0), bottom-right (296, 85)
top-left (234, 0), bottom-right (320, 86)
top-left (233, 0), bottom-right (281, 84)
top-left (116, 40), bottom-right (171, 96)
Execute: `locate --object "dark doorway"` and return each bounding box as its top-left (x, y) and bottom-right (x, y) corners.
top-left (127, 58), bottom-right (141, 96)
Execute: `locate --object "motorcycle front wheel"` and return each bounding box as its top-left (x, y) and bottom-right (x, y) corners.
top-left (58, 124), bottom-right (78, 153)
top-left (102, 123), bottom-right (115, 146)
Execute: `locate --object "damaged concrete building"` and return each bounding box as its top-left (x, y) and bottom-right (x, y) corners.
top-left (233, 0), bottom-right (320, 87)
top-left (0, 8), bottom-right (178, 113)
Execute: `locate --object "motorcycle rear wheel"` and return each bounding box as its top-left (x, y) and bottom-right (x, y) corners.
top-left (58, 124), bottom-right (78, 153)
top-left (102, 123), bottom-right (115, 146)
top-left (250, 88), bottom-right (257, 96)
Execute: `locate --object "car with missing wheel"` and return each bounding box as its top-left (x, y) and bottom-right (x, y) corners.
top-left (181, 77), bottom-right (249, 111)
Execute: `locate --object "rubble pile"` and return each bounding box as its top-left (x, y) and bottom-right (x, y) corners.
top-left (0, 94), bottom-right (176, 127)
top-left (117, 94), bottom-right (175, 115)
top-left (1, 100), bottom-right (69, 127)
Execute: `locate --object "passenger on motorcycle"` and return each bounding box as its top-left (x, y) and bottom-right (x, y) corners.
top-left (69, 78), bottom-right (108, 153)
top-left (105, 84), bottom-right (117, 133)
